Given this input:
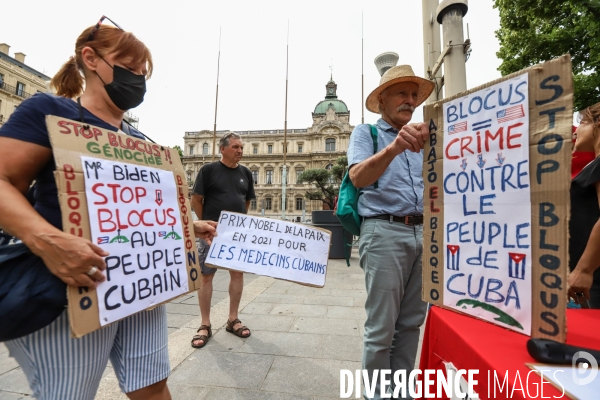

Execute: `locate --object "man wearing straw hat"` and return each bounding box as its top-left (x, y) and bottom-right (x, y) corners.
top-left (347, 65), bottom-right (434, 398)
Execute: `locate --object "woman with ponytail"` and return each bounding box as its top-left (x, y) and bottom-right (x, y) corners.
top-left (0, 18), bottom-right (173, 400)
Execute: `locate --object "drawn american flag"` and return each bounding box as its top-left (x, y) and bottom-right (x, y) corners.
top-left (497, 104), bottom-right (525, 123)
top-left (97, 236), bottom-right (109, 244)
top-left (158, 231), bottom-right (167, 237)
top-left (448, 121), bottom-right (467, 134)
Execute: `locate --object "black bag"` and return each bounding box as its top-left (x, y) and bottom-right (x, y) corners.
top-left (0, 241), bottom-right (67, 342)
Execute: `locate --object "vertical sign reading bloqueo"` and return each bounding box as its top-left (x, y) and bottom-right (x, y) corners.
top-left (422, 56), bottom-right (572, 341)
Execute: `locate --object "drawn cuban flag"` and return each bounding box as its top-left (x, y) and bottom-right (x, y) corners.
top-left (496, 104), bottom-right (525, 123)
top-left (447, 245), bottom-right (460, 271)
top-left (448, 121), bottom-right (467, 134)
top-left (508, 252), bottom-right (526, 280)
top-left (97, 236), bottom-right (109, 244)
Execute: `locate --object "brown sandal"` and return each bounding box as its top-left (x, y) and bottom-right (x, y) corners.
top-left (191, 324), bottom-right (212, 348)
top-left (226, 318), bottom-right (251, 338)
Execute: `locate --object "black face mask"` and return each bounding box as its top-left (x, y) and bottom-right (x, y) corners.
top-left (96, 57), bottom-right (146, 111)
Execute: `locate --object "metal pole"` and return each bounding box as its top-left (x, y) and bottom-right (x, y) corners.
top-left (437, 1), bottom-right (468, 97)
top-left (212, 27), bottom-right (221, 162)
top-left (422, 0), bottom-right (442, 103)
top-left (282, 21), bottom-right (289, 220)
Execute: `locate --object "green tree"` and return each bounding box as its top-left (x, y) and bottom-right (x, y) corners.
top-left (494, 0), bottom-right (600, 111)
top-left (172, 145), bottom-right (184, 158)
top-left (298, 156), bottom-right (347, 210)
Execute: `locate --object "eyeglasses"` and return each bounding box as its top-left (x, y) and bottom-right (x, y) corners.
top-left (87, 15), bottom-right (124, 42)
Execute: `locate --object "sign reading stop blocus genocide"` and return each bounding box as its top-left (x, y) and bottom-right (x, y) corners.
top-left (422, 56), bottom-right (573, 342)
top-left (47, 115), bottom-right (199, 337)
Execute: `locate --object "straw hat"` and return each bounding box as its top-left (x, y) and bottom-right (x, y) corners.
top-left (365, 65), bottom-right (435, 113)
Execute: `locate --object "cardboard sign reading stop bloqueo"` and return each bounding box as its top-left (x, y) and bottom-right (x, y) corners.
top-left (206, 212), bottom-right (331, 287)
top-left (47, 116), bottom-right (200, 337)
top-left (422, 56), bottom-right (572, 342)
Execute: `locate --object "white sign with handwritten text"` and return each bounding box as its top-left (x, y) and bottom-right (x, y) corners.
top-left (442, 73), bottom-right (532, 334)
top-left (82, 156), bottom-right (189, 325)
top-left (206, 212), bottom-right (331, 287)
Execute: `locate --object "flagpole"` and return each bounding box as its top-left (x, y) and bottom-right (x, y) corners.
top-left (281, 21), bottom-right (289, 220)
top-left (361, 11), bottom-right (364, 124)
top-left (212, 27), bottom-right (221, 162)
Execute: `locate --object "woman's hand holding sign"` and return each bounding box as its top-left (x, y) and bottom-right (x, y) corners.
top-left (27, 220), bottom-right (217, 288)
top-left (30, 230), bottom-right (108, 288)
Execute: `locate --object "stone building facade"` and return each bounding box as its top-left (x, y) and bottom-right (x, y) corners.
top-left (182, 78), bottom-right (353, 221)
top-left (0, 43), bottom-right (50, 127)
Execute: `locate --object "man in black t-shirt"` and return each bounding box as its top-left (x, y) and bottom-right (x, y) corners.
top-left (190, 132), bottom-right (255, 348)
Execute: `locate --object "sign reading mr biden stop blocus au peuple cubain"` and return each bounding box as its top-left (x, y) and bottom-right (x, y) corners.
top-left (47, 115), bottom-right (200, 338)
top-left (422, 55), bottom-right (572, 342)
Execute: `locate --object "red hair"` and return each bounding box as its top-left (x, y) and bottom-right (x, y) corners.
top-left (51, 25), bottom-right (153, 98)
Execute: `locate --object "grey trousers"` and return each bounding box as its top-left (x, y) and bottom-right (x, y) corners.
top-left (359, 218), bottom-right (427, 399)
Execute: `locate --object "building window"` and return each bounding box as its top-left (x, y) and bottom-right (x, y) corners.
top-left (296, 168), bottom-right (304, 183)
top-left (298, 144), bottom-right (303, 153)
top-left (268, 144), bottom-right (273, 154)
top-left (266, 170), bottom-right (273, 184)
top-left (283, 143), bottom-right (287, 153)
top-left (189, 145), bottom-right (194, 155)
top-left (203, 143), bottom-right (209, 154)
top-left (265, 198), bottom-right (272, 210)
top-left (251, 170), bottom-right (258, 184)
top-left (296, 197), bottom-right (303, 210)
top-left (16, 82), bottom-right (25, 97)
top-left (253, 145), bottom-right (258, 154)
top-left (0, 73), bottom-right (4, 86)
top-left (325, 138), bottom-right (336, 152)
top-left (250, 199), bottom-right (257, 210)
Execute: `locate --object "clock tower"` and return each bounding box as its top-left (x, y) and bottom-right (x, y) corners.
top-left (325, 77), bottom-right (338, 100)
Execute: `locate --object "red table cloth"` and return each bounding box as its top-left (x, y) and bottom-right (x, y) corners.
top-left (419, 306), bottom-right (599, 399)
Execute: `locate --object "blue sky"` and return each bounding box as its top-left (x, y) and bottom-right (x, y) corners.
top-left (2, 0), bottom-right (502, 146)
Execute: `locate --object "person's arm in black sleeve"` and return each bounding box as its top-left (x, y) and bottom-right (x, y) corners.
top-left (191, 166), bottom-right (205, 220)
top-left (245, 168), bottom-right (255, 212)
top-left (569, 164), bottom-right (600, 303)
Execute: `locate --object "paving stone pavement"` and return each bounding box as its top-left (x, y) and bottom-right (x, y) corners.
top-left (0, 249), bottom-right (426, 399)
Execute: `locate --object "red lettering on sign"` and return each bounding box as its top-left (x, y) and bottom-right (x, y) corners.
top-left (98, 209), bottom-right (117, 232)
top-left (166, 208), bottom-right (177, 226)
top-left (108, 132), bottom-right (118, 146)
top-left (64, 164), bottom-right (76, 180)
top-left (507, 122), bottom-right (524, 149)
top-left (92, 183), bottom-right (108, 204)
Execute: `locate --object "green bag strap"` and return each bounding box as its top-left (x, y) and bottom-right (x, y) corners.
top-left (369, 124), bottom-right (379, 189)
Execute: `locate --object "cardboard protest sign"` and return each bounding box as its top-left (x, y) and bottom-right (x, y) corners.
top-left (47, 116), bottom-right (200, 337)
top-left (206, 212), bottom-right (331, 287)
top-left (422, 55), bottom-right (572, 341)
